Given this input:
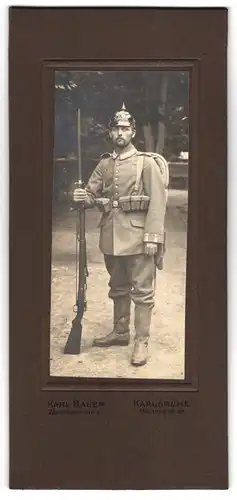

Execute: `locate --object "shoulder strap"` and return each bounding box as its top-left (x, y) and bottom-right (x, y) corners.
top-left (100, 152), bottom-right (112, 159)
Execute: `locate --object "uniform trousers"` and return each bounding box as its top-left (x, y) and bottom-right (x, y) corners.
top-left (104, 254), bottom-right (155, 309)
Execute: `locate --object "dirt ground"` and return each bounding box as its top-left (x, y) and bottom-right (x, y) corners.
top-left (50, 189), bottom-right (188, 379)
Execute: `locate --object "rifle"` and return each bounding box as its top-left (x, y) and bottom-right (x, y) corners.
top-left (64, 109), bottom-right (88, 354)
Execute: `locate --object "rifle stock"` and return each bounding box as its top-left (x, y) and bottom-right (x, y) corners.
top-left (63, 268), bottom-right (86, 354)
top-left (63, 313), bottom-right (82, 354)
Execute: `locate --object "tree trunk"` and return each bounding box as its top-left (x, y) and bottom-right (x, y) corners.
top-left (143, 122), bottom-right (155, 151)
top-left (156, 73), bottom-right (169, 154)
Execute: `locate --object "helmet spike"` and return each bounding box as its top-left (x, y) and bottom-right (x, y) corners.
top-left (122, 102), bottom-right (126, 110)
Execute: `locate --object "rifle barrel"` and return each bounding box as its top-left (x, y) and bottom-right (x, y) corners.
top-left (77, 108), bottom-right (82, 184)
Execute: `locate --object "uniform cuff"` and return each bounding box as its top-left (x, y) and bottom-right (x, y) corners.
top-left (144, 232), bottom-right (164, 244)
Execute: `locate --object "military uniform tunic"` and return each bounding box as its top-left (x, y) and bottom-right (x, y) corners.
top-left (84, 146), bottom-right (166, 256)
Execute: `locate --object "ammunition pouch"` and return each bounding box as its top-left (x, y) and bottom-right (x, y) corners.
top-left (95, 195), bottom-right (150, 213)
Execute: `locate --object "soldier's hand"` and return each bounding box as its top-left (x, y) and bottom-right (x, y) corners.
top-left (144, 242), bottom-right (158, 256)
top-left (73, 188), bottom-right (87, 203)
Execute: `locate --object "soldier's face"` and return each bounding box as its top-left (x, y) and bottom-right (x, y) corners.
top-left (109, 125), bottom-right (135, 148)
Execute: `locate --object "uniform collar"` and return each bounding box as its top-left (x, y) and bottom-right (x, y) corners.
top-left (112, 146), bottom-right (137, 160)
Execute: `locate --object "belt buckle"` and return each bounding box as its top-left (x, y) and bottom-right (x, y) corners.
top-left (112, 200), bottom-right (119, 208)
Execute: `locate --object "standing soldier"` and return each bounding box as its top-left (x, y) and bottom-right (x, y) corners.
top-left (73, 104), bottom-right (167, 366)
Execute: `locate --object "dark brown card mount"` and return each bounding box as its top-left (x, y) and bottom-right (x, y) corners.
top-left (9, 7), bottom-right (228, 489)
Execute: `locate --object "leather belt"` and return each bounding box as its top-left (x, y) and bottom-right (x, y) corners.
top-left (95, 195), bottom-right (150, 213)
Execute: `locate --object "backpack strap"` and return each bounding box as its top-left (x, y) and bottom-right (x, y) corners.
top-left (133, 154), bottom-right (145, 193)
top-left (136, 151), bottom-right (169, 188)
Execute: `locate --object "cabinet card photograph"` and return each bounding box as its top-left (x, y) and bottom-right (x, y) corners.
top-left (50, 69), bottom-right (189, 379)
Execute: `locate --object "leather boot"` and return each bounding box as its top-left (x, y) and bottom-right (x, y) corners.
top-left (93, 296), bottom-right (131, 347)
top-left (131, 304), bottom-right (152, 366)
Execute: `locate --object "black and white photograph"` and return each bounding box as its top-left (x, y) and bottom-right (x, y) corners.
top-left (50, 69), bottom-right (189, 379)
